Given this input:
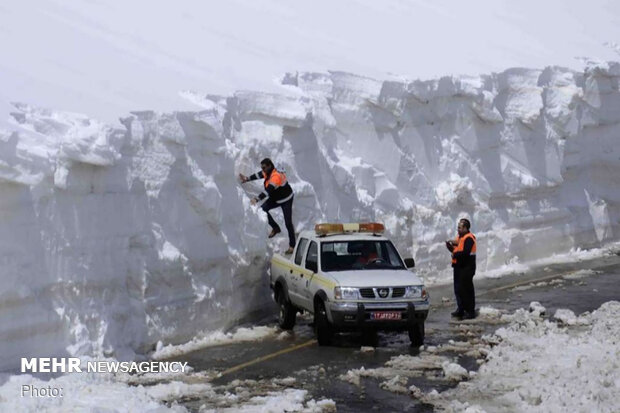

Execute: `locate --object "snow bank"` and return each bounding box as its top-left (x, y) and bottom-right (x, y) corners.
top-left (0, 104), bottom-right (273, 369)
top-left (2, 61), bottom-right (620, 368)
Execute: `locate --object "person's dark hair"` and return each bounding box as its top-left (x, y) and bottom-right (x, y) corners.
top-left (260, 158), bottom-right (275, 169)
top-left (459, 218), bottom-right (471, 230)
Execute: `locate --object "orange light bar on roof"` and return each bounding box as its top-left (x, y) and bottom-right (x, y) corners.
top-left (359, 222), bottom-right (385, 234)
top-left (315, 223), bottom-right (344, 235)
top-left (315, 222), bottom-right (385, 235)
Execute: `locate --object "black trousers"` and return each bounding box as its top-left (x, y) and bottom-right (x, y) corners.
top-left (453, 267), bottom-right (476, 314)
top-left (261, 196), bottom-right (295, 248)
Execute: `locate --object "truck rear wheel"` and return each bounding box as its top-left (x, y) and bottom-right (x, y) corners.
top-left (277, 292), bottom-right (296, 330)
top-left (314, 300), bottom-right (333, 346)
top-left (408, 322), bottom-right (425, 346)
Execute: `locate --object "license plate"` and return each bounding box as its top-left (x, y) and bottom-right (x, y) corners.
top-left (370, 311), bottom-right (401, 320)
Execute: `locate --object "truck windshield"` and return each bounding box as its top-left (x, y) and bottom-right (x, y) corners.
top-left (320, 240), bottom-right (406, 272)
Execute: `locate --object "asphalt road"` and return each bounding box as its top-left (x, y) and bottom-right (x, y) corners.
top-left (168, 249), bottom-right (620, 412)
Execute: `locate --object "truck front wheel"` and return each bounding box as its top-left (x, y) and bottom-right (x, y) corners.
top-left (314, 300), bottom-right (333, 346)
top-left (277, 292), bottom-right (297, 330)
top-left (408, 322), bottom-right (425, 346)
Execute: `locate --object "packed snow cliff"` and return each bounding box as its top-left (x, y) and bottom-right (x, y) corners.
top-left (1, 61), bottom-right (619, 368)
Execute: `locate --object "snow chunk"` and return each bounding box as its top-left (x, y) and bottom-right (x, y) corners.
top-left (380, 375), bottom-right (409, 393)
top-left (478, 306), bottom-right (503, 319)
top-left (553, 308), bottom-right (590, 326)
top-left (528, 301), bottom-right (546, 317)
top-left (442, 362), bottom-right (469, 381)
top-left (563, 269), bottom-right (598, 280)
top-left (553, 308), bottom-right (577, 325)
top-left (218, 389), bottom-right (335, 413)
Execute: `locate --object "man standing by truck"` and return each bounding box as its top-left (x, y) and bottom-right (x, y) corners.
top-left (445, 218), bottom-right (477, 319)
top-left (239, 158), bottom-right (296, 254)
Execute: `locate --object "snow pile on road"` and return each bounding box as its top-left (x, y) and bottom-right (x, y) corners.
top-left (430, 301), bottom-right (620, 412)
top-left (340, 353), bottom-right (463, 387)
top-left (209, 388), bottom-right (336, 413)
top-left (0, 372), bottom-right (191, 412)
top-left (151, 325), bottom-right (279, 360)
top-left (0, 370), bottom-right (336, 412)
top-left (2, 61), bottom-right (620, 367)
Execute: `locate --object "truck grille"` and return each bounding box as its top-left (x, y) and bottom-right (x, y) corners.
top-left (392, 287), bottom-right (406, 298)
top-left (359, 288), bottom-right (375, 298)
top-left (359, 287), bottom-right (406, 299)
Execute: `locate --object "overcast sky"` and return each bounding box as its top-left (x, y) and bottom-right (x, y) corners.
top-left (1, 0), bottom-right (619, 123)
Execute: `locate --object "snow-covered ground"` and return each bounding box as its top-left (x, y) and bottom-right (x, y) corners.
top-left (2, 59), bottom-right (620, 369)
top-left (429, 301), bottom-right (620, 412)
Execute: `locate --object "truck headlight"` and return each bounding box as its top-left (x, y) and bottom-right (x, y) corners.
top-left (404, 285), bottom-right (426, 299)
top-left (334, 287), bottom-right (359, 300)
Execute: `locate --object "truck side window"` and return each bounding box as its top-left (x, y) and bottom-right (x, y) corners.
top-left (295, 238), bottom-right (309, 266)
top-left (305, 241), bottom-right (318, 271)
top-left (385, 242), bottom-right (401, 265)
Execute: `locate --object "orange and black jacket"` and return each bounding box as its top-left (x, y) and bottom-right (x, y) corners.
top-left (452, 232), bottom-right (476, 271)
top-left (248, 169), bottom-right (294, 204)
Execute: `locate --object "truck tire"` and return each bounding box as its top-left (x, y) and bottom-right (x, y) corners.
top-left (277, 291), bottom-right (296, 330)
top-left (408, 322), bottom-right (425, 346)
top-left (314, 300), bottom-right (333, 346)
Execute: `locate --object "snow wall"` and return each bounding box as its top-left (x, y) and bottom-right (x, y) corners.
top-left (1, 62), bottom-right (619, 369)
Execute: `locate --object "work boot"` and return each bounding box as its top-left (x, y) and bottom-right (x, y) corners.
top-left (268, 228), bottom-right (281, 238)
top-left (284, 247), bottom-right (294, 255)
top-left (462, 312), bottom-right (476, 320)
top-left (451, 310), bottom-right (464, 318)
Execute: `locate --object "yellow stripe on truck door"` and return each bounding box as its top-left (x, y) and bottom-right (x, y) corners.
top-left (272, 257), bottom-right (336, 289)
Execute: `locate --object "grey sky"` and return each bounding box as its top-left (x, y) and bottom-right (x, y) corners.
top-left (1, 0), bottom-right (618, 122)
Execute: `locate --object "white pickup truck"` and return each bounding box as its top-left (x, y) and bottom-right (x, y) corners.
top-left (270, 223), bottom-right (429, 346)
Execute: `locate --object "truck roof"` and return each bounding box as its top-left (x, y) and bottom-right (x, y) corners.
top-left (297, 230), bottom-right (389, 242)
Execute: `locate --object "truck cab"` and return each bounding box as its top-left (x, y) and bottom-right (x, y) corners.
top-left (270, 223), bottom-right (429, 346)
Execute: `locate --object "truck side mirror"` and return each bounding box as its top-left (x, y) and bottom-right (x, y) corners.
top-left (306, 261), bottom-right (318, 273)
top-left (404, 258), bottom-right (415, 269)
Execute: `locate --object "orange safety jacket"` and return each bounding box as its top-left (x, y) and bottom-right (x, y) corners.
top-left (264, 169), bottom-right (287, 189)
top-left (452, 232), bottom-right (476, 266)
top-left (253, 169), bottom-right (294, 203)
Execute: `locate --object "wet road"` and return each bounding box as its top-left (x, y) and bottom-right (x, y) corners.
top-left (168, 250), bottom-right (620, 412)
